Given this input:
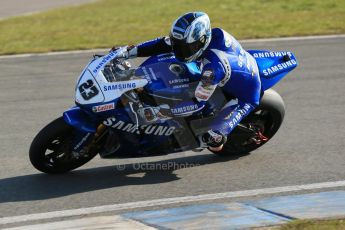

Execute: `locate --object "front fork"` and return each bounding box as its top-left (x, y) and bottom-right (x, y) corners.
top-left (71, 123), bottom-right (107, 158)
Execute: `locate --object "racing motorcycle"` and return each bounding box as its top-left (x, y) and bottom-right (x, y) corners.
top-left (29, 47), bottom-right (297, 174)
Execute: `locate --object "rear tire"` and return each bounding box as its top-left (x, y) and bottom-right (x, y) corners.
top-left (212, 89), bottom-right (285, 156)
top-left (29, 117), bottom-right (97, 174)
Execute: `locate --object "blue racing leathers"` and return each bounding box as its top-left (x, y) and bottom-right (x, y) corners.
top-left (135, 28), bottom-right (261, 140)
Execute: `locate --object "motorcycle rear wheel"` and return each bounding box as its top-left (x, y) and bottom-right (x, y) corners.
top-left (29, 117), bottom-right (97, 174)
top-left (212, 89), bottom-right (285, 156)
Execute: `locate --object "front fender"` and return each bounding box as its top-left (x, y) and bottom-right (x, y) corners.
top-left (63, 106), bottom-right (97, 133)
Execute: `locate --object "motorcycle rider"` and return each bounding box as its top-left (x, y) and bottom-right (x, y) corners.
top-left (114, 12), bottom-right (261, 152)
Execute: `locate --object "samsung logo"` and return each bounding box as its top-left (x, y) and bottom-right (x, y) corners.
top-left (253, 52), bottom-right (292, 58)
top-left (92, 52), bottom-right (116, 74)
top-left (171, 104), bottom-right (199, 114)
top-left (158, 56), bottom-right (175, 61)
top-left (169, 78), bottom-right (189, 84)
top-left (228, 104), bottom-right (252, 129)
top-left (103, 117), bottom-right (176, 136)
top-left (103, 83), bottom-right (136, 91)
top-left (263, 60), bottom-right (297, 76)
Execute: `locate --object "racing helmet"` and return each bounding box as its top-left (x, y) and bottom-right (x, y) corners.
top-left (169, 12), bottom-right (211, 62)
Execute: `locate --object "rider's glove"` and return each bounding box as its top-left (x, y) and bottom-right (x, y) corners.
top-left (201, 130), bottom-right (227, 148)
top-left (110, 45), bottom-right (138, 59)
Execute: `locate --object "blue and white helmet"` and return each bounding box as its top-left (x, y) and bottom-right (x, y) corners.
top-left (170, 12), bottom-right (211, 62)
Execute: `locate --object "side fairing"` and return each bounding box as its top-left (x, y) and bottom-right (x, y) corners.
top-left (63, 106), bottom-right (97, 132)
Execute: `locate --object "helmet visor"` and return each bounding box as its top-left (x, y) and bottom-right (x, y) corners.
top-left (170, 36), bottom-right (205, 61)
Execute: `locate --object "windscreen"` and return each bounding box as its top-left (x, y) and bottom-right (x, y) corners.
top-left (100, 61), bottom-right (136, 83)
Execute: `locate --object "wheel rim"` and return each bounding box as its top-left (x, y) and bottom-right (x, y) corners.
top-left (42, 132), bottom-right (74, 168)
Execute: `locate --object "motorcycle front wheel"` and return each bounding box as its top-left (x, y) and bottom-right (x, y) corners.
top-left (29, 117), bottom-right (97, 174)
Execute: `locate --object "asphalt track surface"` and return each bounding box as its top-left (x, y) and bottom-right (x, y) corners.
top-left (1, 37), bottom-right (345, 226)
top-left (0, 0), bottom-right (96, 20)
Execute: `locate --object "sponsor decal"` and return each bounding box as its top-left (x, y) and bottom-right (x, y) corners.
top-left (248, 54), bottom-right (259, 77)
top-left (238, 50), bottom-right (246, 68)
top-left (141, 67), bottom-right (157, 83)
top-left (158, 56), bottom-right (175, 61)
top-left (223, 99), bottom-right (239, 120)
top-left (103, 117), bottom-right (176, 136)
top-left (169, 78), bottom-right (189, 84)
top-left (103, 83), bottom-right (136, 91)
top-left (228, 104), bottom-right (252, 129)
top-left (148, 68), bottom-right (157, 80)
top-left (73, 133), bottom-right (91, 151)
top-left (141, 67), bottom-right (152, 84)
top-left (171, 104), bottom-right (199, 114)
top-left (201, 69), bottom-right (214, 87)
top-left (173, 84), bottom-right (189, 89)
top-left (92, 52), bottom-right (116, 74)
top-left (92, 102), bottom-right (115, 113)
top-left (262, 59), bottom-right (297, 76)
top-left (195, 92), bottom-right (209, 100)
top-left (195, 82), bottom-right (216, 101)
top-left (252, 51), bottom-right (292, 58)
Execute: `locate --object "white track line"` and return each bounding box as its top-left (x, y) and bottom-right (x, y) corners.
top-left (1, 180), bottom-right (345, 225)
top-left (1, 34), bottom-right (345, 59)
top-left (2, 216), bottom-right (156, 230)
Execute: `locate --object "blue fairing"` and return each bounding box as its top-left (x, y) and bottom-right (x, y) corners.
top-left (64, 49), bottom-right (296, 157)
top-left (142, 51), bottom-right (297, 93)
top-left (140, 53), bottom-right (201, 80)
top-left (63, 106), bottom-right (97, 133)
top-left (137, 54), bottom-right (203, 104)
top-left (247, 50), bottom-right (298, 91)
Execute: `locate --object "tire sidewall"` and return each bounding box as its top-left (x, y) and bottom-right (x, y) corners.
top-left (213, 89), bottom-right (285, 156)
top-left (29, 117), bottom-right (96, 174)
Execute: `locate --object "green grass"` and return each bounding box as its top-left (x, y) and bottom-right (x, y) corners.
top-left (0, 0), bottom-right (345, 55)
top-left (279, 219), bottom-right (345, 230)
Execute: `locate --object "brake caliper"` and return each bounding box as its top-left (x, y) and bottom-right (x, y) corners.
top-left (251, 130), bottom-right (268, 145)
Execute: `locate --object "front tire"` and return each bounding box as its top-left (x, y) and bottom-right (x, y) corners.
top-left (212, 89), bottom-right (285, 156)
top-left (29, 117), bottom-right (97, 174)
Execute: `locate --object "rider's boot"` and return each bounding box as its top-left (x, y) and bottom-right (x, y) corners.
top-left (200, 130), bottom-right (227, 152)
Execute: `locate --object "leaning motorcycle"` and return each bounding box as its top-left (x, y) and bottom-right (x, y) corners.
top-left (29, 47), bottom-right (297, 173)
